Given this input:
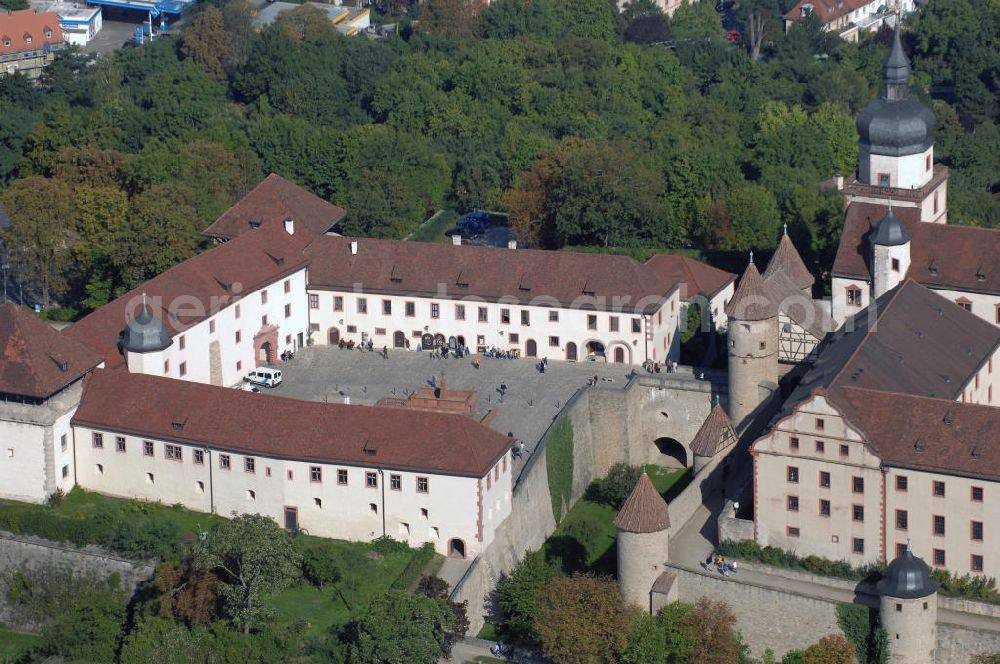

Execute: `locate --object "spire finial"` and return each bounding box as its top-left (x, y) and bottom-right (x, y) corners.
top-left (783, 223), bottom-right (788, 237)
top-left (749, 250), bottom-right (754, 265)
top-left (142, 291), bottom-right (147, 309)
top-left (714, 393), bottom-right (720, 406)
top-left (887, 197), bottom-right (893, 214)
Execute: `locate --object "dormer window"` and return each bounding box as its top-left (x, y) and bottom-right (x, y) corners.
top-left (24, 35), bottom-right (32, 44)
top-left (846, 286), bottom-right (862, 307)
top-left (45, 30), bottom-right (52, 38)
top-left (2, 38), bottom-right (10, 48)
top-left (956, 297), bottom-right (972, 312)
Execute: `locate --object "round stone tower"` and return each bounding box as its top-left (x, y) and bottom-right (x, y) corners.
top-left (871, 206), bottom-right (912, 299)
top-left (614, 473), bottom-right (670, 613)
top-left (724, 259), bottom-right (778, 429)
top-left (120, 297), bottom-right (173, 374)
top-left (878, 545), bottom-right (938, 663)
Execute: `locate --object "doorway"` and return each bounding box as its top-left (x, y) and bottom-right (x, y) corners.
top-left (284, 506), bottom-right (298, 532)
top-left (654, 437), bottom-right (688, 468)
top-left (614, 347), bottom-right (625, 363)
top-left (448, 538), bottom-right (466, 559)
top-left (526, 339), bottom-right (537, 357)
top-left (393, 331), bottom-right (406, 348)
top-left (328, 327), bottom-right (340, 345)
top-left (566, 342), bottom-right (577, 362)
top-left (259, 341), bottom-right (273, 365)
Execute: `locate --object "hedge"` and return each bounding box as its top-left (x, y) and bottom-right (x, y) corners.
top-left (392, 542), bottom-right (436, 591)
top-left (545, 417), bottom-right (574, 524)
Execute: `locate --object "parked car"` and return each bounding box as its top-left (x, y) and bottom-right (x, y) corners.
top-left (244, 367), bottom-right (282, 388)
top-left (456, 211), bottom-right (490, 235)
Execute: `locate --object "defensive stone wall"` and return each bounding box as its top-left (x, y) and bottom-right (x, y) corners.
top-left (0, 530), bottom-right (155, 631)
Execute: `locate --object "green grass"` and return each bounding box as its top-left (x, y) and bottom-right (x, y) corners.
top-left (545, 417), bottom-right (574, 523)
top-left (467, 657), bottom-right (506, 663)
top-left (408, 209), bottom-right (459, 243)
top-left (0, 625), bottom-right (40, 661)
top-left (272, 537), bottom-right (417, 637)
top-left (57, 488), bottom-right (225, 535)
top-left (542, 466), bottom-right (687, 577)
top-left (477, 622), bottom-right (499, 640)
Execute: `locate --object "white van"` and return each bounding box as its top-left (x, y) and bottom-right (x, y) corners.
top-left (244, 368), bottom-right (282, 388)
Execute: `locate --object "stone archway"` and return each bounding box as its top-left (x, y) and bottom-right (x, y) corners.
top-left (448, 538), bottom-right (466, 559)
top-left (585, 340), bottom-right (606, 360)
top-left (654, 437), bottom-right (688, 468)
top-left (253, 325), bottom-right (279, 367)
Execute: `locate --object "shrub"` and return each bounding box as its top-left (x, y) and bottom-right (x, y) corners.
top-left (590, 463), bottom-right (642, 510)
top-left (545, 417), bottom-right (574, 523)
top-left (46, 488), bottom-right (65, 508)
top-left (370, 535), bottom-right (411, 556)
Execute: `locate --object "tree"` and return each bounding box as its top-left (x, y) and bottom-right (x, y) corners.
top-left (193, 513), bottom-right (301, 634)
top-left (497, 549), bottom-right (561, 642)
top-left (620, 601), bottom-right (698, 664)
top-left (51, 145), bottom-right (126, 188)
top-left (181, 5), bottom-right (231, 81)
top-left (349, 589), bottom-right (456, 664)
top-left (1, 176), bottom-right (75, 307)
top-left (155, 558), bottom-right (221, 627)
top-left (0, 102), bottom-right (34, 184)
top-left (594, 463), bottom-right (643, 509)
top-left (418, 0), bottom-right (483, 40)
top-left (801, 634), bottom-right (856, 663)
top-left (300, 544), bottom-right (343, 590)
top-left (416, 575), bottom-right (470, 657)
top-left (715, 183), bottom-right (782, 252)
top-left (274, 4), bottom-right (335, 43)
top-left (680, 598), bottom-right (744, 664)
top-left (535, 574), bottom-right (639, 664)
top-left (34, 585), bottom-right (127, 663)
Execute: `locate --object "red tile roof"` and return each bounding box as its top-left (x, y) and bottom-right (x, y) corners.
top-left (725, 262), bottom-right (778, 321)
top-left (764, 233), bottom-right (814, 292)
top-left (306, 237), bottom-right (680, 314)
top-left (784, 0), bottom-right (868, 25)
top-left (0, 302), bottom-right (101, 399)
top-left (833, 202), bottom-right (1000, 296)
top-left (838, 387), bottom-right (1000, 482)
top-left (66, 223), bottom-right (310, 369)
top-left (689, 403), bottom-right (737, 457)
top-left (202, 174), bottom-right (346, 241)
top-left (73, 369), bottom-right (512, 477)
top-left (613, 473), bottom-right (670, 533)
top-left (0, 10), bottom-right (63, 54)
top-left (644, 254), bottom-right (736, 300)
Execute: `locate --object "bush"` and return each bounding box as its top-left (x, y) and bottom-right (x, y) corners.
top-left (370, 535), bottom-right (411, 556)
top-left (391, 542), bottom-right (435, 591)
top-left (717, 540), bottom-right (885, 582)
top-left (589, 463), bottom-right (642, 510)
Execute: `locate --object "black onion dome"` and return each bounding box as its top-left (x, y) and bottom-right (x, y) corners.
top-left (121, 304), bottom-right (172, 353)
top-left (878, 547), bottom-right (938, 600)
top-left (857, 99), bottom-right (936, 157)
top-left (871, 209), bottom-right (911, 246)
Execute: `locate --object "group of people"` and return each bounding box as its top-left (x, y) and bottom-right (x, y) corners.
top-left (643, 359), bottom-right (678, 374)
top-left (707, 552), bottom-right (738, 577)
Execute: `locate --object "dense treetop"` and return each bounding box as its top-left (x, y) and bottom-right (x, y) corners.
top-left (0, 0), bottom-right (998, 313)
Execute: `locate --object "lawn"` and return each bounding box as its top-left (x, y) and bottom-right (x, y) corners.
top-left (0, 625), bottom-right (40, 662)
top-left (542, 466), bottom-right (687, 577)
top-left (56, 488), bottom-right (226, 535)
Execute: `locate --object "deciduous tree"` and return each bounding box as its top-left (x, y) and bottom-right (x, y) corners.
top-left (181, 5), bottom-right (231, 81)
top-left (349, 589), bottom-right (456, 664)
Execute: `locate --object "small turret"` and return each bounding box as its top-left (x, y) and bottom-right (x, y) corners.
top-left (764, 225), bottom-right (814, 298)
top-left (725, 258), bottom-right (779, 428)
top-left (689, 403), bottom-right (738, 474)
top-left (878, 545), bottom-right (938, 663)
top-left (614, 474), bottom-right (670, 613)
top-left (871, 205), bottom-right (911, 298)
top-left (121, 296), bottom-right (172, 375)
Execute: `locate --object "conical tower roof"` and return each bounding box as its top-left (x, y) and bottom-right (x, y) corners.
top-left (689, 403), bottom-right (738, 458)
top-left (614, 474), bottom-right (670, 533)
top-left (764, 231), bottom-right (814, 291)
top-left (725, 261), bottom-right (777, 321)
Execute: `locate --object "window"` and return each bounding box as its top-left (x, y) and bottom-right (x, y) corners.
top-left (853, 505), bottom-right (864, 522)
top-left (933, 481), bottom-right (945, 497)
top-left (390, 474), bottom-right (402, 490)
top-left (956, 298), bottom-right (972, 312)
top-left (247, 490), bottom-right (255, 501)
top-left (62, 465), bottom-right (69, 478)
top-left (194, 450), bottom-right (204, 465)
top-left (815, 440), bottom-right (825, 453)
top-left (759, 341), bottom-right (766, 350)
top-left (521, 310), bottom-right (530, 326)
top-left (852, 477), bottom-right (864, 494)
top-left (369, 503), bottom-right (378, 514)
top-left (934, 191), bottom-right (939, 214)
top-left (819, 500), bottom-right (831, 517)
top-left (245, 457), bottom-right (256, 474)
top-left (338, 469), bottom-right (348, 485)
top-left (262, 315), bottom-right (269, 327)
top-left (309, 294), bottom-right (319, 309)
top-left (417, 477), bottom-right (429, 493)
top-left (405, 301), bottom-right (415, 317)
top-left (287, 469), bottom-right (293, 480)
top-left (236, 361), bottom-right (242, 371)
top-left (235, 330), bottom-right (241, 344)
top-left (587, 314), bottom-right (597, 331)
top-left (235, 304), bottom-right (241, 319)
top-left (896, 510), bottom-right (908, 530)
top-left (314, 498), bottom-right (322, 508)
top-left (357, 298), bottom-right (367, 314)
top-left (455, 304), bottom-right (465, 320)
top-left (878, 173), bottom-right (890, 187)
top-left (261, 290), bottom-right (268, 304)
top-left (380, 299), bottom-right (391, 315)
top-left (972, 521), bottom-right (984, 541)
top-left (147, 472), bottom-right (154, 484)
top-left (347, 325), bottom-right (357, 333)
top-left (61, 434), bottom-right (67, 451)
top-left (375, 328), bottom-right (386, 336)
top-left (179, 335), bottom-right (186, 350)
top-left (787, 466), bottom-right (799, 483)
top-left (839, 444), bottom-right (849, 458)
top-left (933, 515), bottom-right (945, 536)
top-left (284, 303), bottom-right (291, 318)
top-left (896, 475), bottom-right (908, 492)
top-left (815, 418), bottom-right (825, 431)
top-left (787, 526), bottom-right (800, 538)
top-left (896, 543), bottom-right (907, 558)
top-left (549, 311), bottom-right (559, 322)
top-left (790, 437), bottom-right (800, 451)
top-left (549, 336), bottom-right (559, 347)
top-left (933, 549), bottom-right (945, 567)
top-left (925, 154), bottom-right (931, 171)
top-left (853, 538), bottom-right (865, 554)
top-left (430, 303), bottom-right (440, 319)
top-left (179, 362), bottom-right (187, 377)
top-left (116, 436), bottom-right (126, 453)
top-left (891, 258), bottom-right (900, 272)
top-left (310, 466), bottom-right (322, 482)
top-left (143, 441), bottom-right (154, 457)
top-left (164, 360), bottom-right (170, 374)
top-left (165, 444), bottom-right (182, 461)
top-left (284, 279), bottom-right (291, 294)
top-left (972, 555), bottom-right (984, 572)
top-left (972, 486), bottom-right (984, 502)
top-left (366, 471), bottom-right (377, 488)
top-left (501, 309), bottom-right (511, 324)
top-left (96, 463), bottom-right (103, 475)
top-left (632, 319), bottom-right (642, 333)
top-left (847, 286), bottom-right (863, 307)
top-left (334, 296), bottom-right (343, 311)
top-left (220, 454), bottom-right (231, 470)
top-left (819, 471), bottom-right (831, 488)
top-left (787, 496), bottom-right (799, 512)
top-left (896, 603), bottom-right (902, 612)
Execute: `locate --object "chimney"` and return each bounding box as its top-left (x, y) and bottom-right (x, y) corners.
top-left (834, 173), bottom-right (844, 190)
top-left (283, 218), bottom-right (294, 235)
top-left (507, 239), bottom-right (517, 250)
top-left (452, 234), bottom-right (462, 246)
top-left (350, 240), bottom-right (358, 255)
